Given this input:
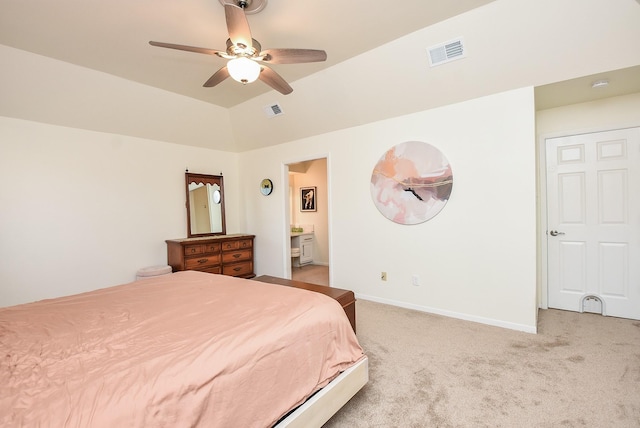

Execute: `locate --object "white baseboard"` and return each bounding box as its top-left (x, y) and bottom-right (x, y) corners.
top-left (355, 293), bottom-right (537, 334)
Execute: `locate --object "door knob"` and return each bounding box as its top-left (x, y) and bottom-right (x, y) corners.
top-left (549, 230), bottom-right (565, 236)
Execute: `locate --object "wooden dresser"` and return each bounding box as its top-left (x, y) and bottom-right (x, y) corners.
top-left (166, 234), bottom-right (255, 278)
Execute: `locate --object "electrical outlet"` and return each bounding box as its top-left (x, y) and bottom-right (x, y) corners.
top-left (412, 275), bottom-right (420, 286)
top-left (381, 272), bottom-right (387, 281)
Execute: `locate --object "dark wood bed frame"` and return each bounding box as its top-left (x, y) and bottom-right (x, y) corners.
top-left (253, 275), bottom-right (356, 333)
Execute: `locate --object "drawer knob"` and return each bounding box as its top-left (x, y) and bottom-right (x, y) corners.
top-left (233, 254), bottom-right (241, 259)
top-left (197, 258), bottom-right (208, 264)
top-left (233, 267), bottom-right (242, 271)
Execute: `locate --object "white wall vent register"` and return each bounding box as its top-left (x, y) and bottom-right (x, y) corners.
top-left (427, 37), bottom-right (466, 67)
top-left (264, 103), bottom-right (284, 118)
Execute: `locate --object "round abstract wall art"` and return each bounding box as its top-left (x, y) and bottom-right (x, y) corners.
top-left (370, 141), bottom-right (453, 225)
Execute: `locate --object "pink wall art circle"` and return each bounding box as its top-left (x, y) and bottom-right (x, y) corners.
top-left (370, 141), bottom-right (453, 225)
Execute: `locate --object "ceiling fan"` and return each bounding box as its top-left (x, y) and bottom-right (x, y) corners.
top-left (149, 0), bottom-right (327, 95)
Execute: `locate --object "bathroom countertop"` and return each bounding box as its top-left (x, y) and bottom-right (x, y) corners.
top-left (291, 232), bottom-right (313, 237)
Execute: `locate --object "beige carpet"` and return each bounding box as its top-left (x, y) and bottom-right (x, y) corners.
top-left (323, 300), bottom-right (640, 428)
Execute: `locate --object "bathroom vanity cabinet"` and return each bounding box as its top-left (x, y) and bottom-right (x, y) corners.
top-left (291, 233), bottom-right (313, 266)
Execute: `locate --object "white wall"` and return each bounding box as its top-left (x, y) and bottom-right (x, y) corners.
top-left (241, 87), bottom-right (538, 332)
top-left (0, 117), bottom-right (240, 307)
top-left (0, 44), bottom-right (236, 152)
top-left (230, 0), bottom-right (640, 151)
top-left (537, 92), bottom-right (640, 138)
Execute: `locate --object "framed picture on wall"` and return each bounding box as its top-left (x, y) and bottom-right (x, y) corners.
top-left (300, 187), bottom-right (317, 212)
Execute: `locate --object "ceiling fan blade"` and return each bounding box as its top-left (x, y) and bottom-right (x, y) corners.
top-left (258, 66), bottom-right (293, 95)
top-left (203, 66), bottom-right (230, 87)
top-left (149, 41), bottom-right (224, 56)
top-left (260, 49), bottom-right (327, 64)
top-left (225, 3), bottom-right (252, 49)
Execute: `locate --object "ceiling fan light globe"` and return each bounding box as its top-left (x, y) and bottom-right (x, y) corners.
top-left (227, 57), bottom-right (261, 84)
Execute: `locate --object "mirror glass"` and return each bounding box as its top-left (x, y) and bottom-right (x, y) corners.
top-left (185, 173), bottom-right (226, 237)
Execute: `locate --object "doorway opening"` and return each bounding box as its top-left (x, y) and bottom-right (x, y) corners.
top-left (286, 157), bottom-right (330, 286)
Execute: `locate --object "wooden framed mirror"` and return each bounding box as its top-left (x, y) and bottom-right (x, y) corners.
top-left (185, 172), bottom-right (226, 237)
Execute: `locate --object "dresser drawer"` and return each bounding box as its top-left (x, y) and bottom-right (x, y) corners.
top-left (184, 243), bottom-right (220, 256)
top-left (185, 254), bottom-right (221, 270)
top-left (222, 261), bottom-right (253, 277)
top-left (184, 244), bottom-right (205, 256)
top-left (199, 265), bottom-right (222, 274)
top-left (221, 239), bottom-right (253, 251)
top-left (204, 243), bottom-right (221, 254)
top-left (222, 249), bottom-right (252, 264)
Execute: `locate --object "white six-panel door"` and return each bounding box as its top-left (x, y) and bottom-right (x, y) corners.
top-left (546, 127), bottom-right (640, 320)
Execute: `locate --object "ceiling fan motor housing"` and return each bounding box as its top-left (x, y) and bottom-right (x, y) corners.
top-left (219, 0), bottom-right (268, 14)
top-left (226, 38), bottom-right (261, 56)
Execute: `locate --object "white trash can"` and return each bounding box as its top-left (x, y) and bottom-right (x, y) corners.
top-left (136, 265), bottom-right (172, 281)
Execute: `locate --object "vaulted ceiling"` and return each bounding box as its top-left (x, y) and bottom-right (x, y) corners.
top-left (2, 0), bottom-right (639, 153)
top-left (0, 0), bottom-right (496, 108)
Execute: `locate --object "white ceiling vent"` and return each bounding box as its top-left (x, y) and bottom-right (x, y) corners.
top-left (264, 103), bottom-right (284, 118)
top-left (427, 38), bottom-right (466, 67)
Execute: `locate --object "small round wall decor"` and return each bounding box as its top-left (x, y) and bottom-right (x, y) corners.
top-left (370, 141), bottom-right (453, 225)
top-left (260, 178), bottom-right (273, 196)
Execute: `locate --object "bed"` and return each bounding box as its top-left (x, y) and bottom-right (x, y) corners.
top-left (0, 270), bottom-right (367, 427)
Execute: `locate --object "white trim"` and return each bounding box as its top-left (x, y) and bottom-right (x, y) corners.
top-left (281, 163), bottom-right (293, 279)
top-left (537, 132), bottom-right (550, 311)
top-left (326, 155), bottom-right (333, 287)
top-left (356, 295), bottom-right (537, 334)
top-left (538, 123), bottom-right (640, 142)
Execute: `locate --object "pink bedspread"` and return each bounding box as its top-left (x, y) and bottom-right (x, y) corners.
top-left (0, 271), bottom-right (364, 427)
